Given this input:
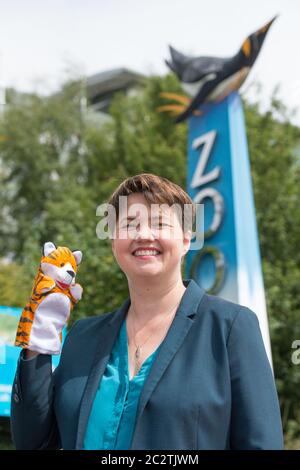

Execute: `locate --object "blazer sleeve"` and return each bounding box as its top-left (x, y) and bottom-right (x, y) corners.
top-left (10, 320), bottom-right (80, 450)
top-left (10, 349), bottom-right (61, 450)
top-left (227, 307), bottom-right (284, 449)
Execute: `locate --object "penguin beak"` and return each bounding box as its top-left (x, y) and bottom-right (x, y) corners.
top-left (255, 15), bottom-right (278, 36)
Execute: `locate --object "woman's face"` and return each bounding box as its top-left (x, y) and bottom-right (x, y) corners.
top-left (111, 193), bottom-right (191, 281)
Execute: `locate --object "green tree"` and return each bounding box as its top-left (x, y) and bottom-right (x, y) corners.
top-left (244, 85), bottom-right (300, 445)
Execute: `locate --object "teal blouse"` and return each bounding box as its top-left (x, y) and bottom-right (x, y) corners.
top-left (83, 317), bottom-right (161, 450)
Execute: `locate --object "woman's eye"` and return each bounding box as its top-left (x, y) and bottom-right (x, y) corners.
top-left (123, 221), bottom-right (170, 229)
top-left (155, 222), bottom-right (168, 227)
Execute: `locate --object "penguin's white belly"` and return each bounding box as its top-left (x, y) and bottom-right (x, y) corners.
top-left (206, 67), bottom-right (250, 102)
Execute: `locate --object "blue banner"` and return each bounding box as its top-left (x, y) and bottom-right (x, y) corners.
top-left (0, 306), bottom-right (64, 417)
top-left (185, 91), bottom-right (272, 365)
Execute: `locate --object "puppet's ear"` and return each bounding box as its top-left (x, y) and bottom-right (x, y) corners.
top-left (43, 241), bottom-right (57, 257)
top-left (72, 250), bottom-right (83, 266)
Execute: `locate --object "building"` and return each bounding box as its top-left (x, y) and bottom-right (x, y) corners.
top-left (85, 67), bottom-right (146, 123)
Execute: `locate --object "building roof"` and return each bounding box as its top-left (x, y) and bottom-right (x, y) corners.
top-left (86, 67), bottom-right (146, 112)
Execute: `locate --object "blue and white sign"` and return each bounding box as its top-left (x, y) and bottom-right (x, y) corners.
top-left (185, 91), bottom-right (272, 366)
top-left (0, 306), bottom-right (64, 417)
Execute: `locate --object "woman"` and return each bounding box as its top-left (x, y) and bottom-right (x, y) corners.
top-left (11, 173), bottom-right (284, 450)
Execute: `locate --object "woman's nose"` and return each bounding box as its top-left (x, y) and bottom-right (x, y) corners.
top-left (134, 222), bottom-right (155, 240)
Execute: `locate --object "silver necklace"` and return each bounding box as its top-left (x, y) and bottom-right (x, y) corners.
top-left (129, 300), bottom-right (181, 375)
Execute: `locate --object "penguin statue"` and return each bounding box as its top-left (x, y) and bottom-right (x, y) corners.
top-left (158, 16), bottom-right (277, 123)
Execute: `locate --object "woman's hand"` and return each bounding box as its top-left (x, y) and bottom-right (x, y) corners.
top-left (24, 350), bottom-right (40, 359)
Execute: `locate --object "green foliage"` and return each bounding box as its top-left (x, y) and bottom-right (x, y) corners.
top-left (244, 87), bottom-right (300, 445)
top-left (0, 74), bottom-right (189, 325)
top-left (0, 75), bottom-right (300, 448)
top-left (0, 262), bottom-right (31, 307)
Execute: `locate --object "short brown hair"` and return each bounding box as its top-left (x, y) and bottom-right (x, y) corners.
top-left (107, 173), bottom-right (195, 231)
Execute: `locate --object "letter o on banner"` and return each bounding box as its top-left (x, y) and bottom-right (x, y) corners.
top-left (188, 246), bottom-right (226, 295)
top-left (193, 187), bottom-right (224, 239)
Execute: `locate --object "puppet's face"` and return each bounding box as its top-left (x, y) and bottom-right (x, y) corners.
top-left (40, 242), bottom-right (82, 290)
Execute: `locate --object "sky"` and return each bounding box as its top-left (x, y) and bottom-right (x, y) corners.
top-left (0, 0), bottom-right (298, 124)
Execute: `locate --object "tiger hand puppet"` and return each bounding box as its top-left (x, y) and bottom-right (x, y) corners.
top-left (15, 241), bottom-right (83, 355)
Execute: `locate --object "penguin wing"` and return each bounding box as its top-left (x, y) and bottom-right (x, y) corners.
top-left (175, 78), bottom-right (219, 123)
top-left (181, 56), bottom-right (227, 83)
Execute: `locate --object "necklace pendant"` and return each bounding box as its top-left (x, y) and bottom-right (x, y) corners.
top-left (135, 346), bottom-right (141, 359)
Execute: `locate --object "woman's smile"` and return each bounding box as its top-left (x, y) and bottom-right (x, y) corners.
top-left (132, 247), bottom-right (162, 261)
top-left (133, 253), bottom-right (162, 261)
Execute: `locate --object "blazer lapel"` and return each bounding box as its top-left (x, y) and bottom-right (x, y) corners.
top-left (130, 279), bottom-right (205, 448)
top-left (75, 297), bottom-right (130, 449)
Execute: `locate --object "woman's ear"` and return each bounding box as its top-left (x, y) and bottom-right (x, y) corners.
top-left (182, 229), bottom-right (192, 256)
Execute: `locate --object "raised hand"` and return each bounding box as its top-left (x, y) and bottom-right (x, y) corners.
top-left (15, 241), bottom-right (83, 355)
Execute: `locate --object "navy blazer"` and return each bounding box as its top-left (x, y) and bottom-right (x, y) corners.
top-left (10, 278), bottom-right (284, 450)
